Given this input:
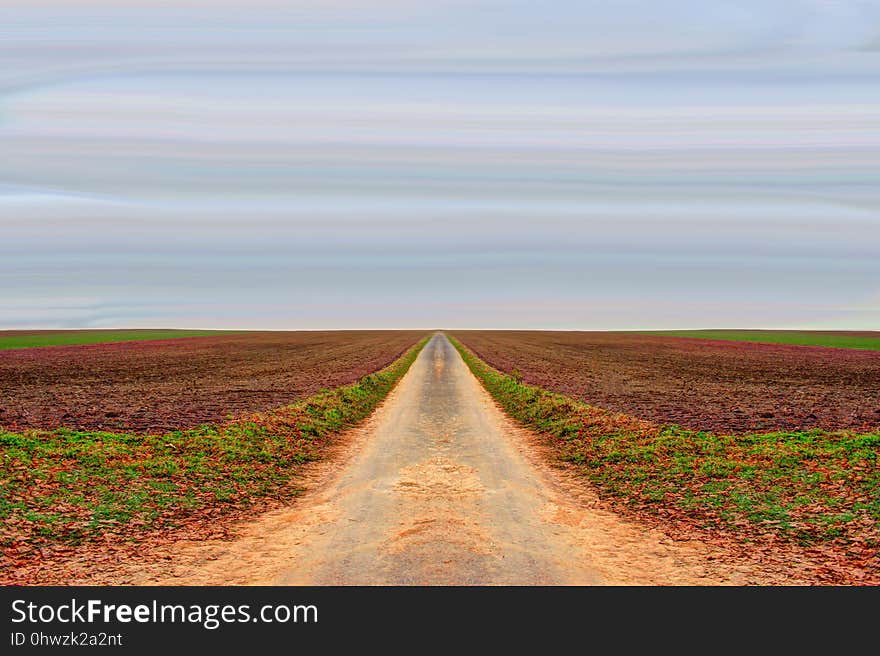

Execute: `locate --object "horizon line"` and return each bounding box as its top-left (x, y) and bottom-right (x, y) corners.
top-left (1, 326), bottom-right (877, 333)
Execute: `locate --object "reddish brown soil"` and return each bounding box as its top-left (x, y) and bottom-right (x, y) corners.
top-left (453, 331), bottom-right (880, 434)
top-left (0, 331), bottom-right (425, 434)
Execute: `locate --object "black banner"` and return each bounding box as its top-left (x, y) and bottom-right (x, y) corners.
top-left (0, 586), bottom-right (870, 652)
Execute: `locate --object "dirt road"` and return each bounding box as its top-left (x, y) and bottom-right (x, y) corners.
top-left (121, 333), bottom-right (796, 585)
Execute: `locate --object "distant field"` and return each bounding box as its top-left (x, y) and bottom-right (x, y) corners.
top-left (651, 330), bottom-right (880, 351)
top-left (0, 329), bottom-right (231, 351)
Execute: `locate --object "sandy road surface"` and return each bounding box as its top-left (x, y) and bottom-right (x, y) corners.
top-left (123, 333), bottom-right (795, 585)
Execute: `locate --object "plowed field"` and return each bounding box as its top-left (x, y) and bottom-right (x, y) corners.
top-left (452, 331), bottom-right (880, 434)
top-left (0, 331), bottom-right (425, 433)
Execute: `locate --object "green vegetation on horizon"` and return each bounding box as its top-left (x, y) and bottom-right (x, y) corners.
top-left (0, 329), bottom-right (235, 351)
top-left (649, 329), bottom-right (880, 351)
top-left (448, 335), bottom-right (879, 547)
top-left (0, 336), bottom-right (429, 549)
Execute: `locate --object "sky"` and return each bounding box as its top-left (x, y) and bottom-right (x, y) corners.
top-left (1, 1), bottom-right (879, 330)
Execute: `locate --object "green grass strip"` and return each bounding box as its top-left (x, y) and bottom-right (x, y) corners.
top-left (648, 330), bottom-right (880, 351)
top-left (0, 329), bottom-right (236, 350)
